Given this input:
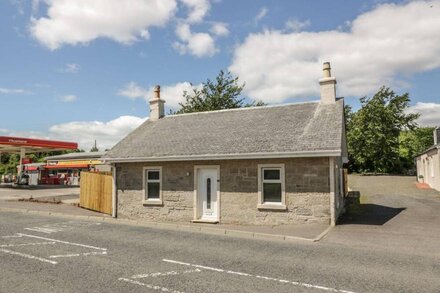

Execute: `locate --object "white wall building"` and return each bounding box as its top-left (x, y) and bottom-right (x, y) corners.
top-left (416, 128), bottom-right (440, 191)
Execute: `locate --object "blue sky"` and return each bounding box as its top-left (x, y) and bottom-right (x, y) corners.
top-left (1, 0), bottom-right (439, 149)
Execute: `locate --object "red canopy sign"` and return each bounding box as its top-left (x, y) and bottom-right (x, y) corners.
top-left (0, 136), bottom-right (78, 153)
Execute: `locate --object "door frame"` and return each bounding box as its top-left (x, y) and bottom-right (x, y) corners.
top-left (193, 165), bottom-right (221, 223)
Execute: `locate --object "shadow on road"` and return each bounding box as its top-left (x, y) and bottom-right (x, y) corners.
top-left (339, 191), bottom-right (406, 225)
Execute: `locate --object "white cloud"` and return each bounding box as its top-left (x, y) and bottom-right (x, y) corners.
top-left (117, 82), bottom-right (150, 100)
top-left (174, 23), bottom-right (218, 57)
top-left (230, 0), bottom-right (440, 103)
top-left (408, 102), bottom-right (440, 127)
top-left (0, 87), bottom-right (30, 94)
top-left (284, 19), bottom-right (310, 32)
top-left (64, 63), bottom-right (79, 73)
top-left (254, 7), bottom-right (268, 23)
top-left (148, 82), bottom-right (199, 108)
top-left (118, 81), bottom-right (198, 109)
top-left (2, 115), bottom-right (146, 150)
top-left (60, 95), bottom-right (77, 102)
top-left (210, 22), bottom-right (229, 37)
top-left (30, 0), bottom-right (177, 50)
top-left (49, 115), bottom-right (146, 150)
top-left (180, 0), bottom-right (210, 24)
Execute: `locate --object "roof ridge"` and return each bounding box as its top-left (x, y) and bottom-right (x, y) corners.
top-left (164, 100), bottom-right (320, 118)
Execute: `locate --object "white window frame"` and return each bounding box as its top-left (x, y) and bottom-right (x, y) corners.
top-left (257, 164), bottom-right (286, 210)
top-left (143, 166), bottom-right (163, 205)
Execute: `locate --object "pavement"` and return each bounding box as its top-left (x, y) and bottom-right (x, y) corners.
top-left (0, 183), bottom-right (330, 242)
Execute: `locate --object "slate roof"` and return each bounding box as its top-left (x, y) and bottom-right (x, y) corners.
top-left (105, 99), bottom-right (345, 162)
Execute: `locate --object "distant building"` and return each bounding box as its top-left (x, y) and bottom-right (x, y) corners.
top-left (105, 63), bottom-right (348, 226)
top-left (416, 128), bottom-right (440, 191)
top-left (19, 151), bottom-right (109, 186)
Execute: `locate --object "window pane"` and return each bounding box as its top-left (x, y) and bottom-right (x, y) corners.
top-left (207, 178), bottom-right (211, 209)
top-left (148, 170), bottom-right (160, 180)
top-left (263, 169), bottom-right (280, 180)
top-left (263, 183), bottom-right (281, 202)
top-left (147, 182), bottom-right (160, 199)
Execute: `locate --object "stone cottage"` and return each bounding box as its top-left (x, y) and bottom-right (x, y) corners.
top-left (416, 127), bottom-right (440, 191)
top-left (105, 62), bottom-right (348, 226)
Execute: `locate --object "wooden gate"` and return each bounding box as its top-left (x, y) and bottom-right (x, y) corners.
top-left (80, 172), bottom-right (112, 215)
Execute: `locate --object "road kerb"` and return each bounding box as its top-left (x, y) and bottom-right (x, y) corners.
top-left (313, 226), bottom-right (333, 242)
top-left (225, 229), bottom-right (254, 238)
top-left (200, 227), bottom-right (226, 235)
top-left (253, 232), bottom-right (285, 241)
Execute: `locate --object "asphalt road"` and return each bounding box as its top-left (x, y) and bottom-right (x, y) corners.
top-left (1, 211), bottom-right (439, 293)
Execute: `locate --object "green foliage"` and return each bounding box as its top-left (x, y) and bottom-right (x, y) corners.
top-left (171, 70), bottom-right (265, 114)
top-left (346, 86), bottom-right (420, 173)
top-left (0, 153), bottom-right (19, 175)
top-left (399, 127), bottom-right (434, 170)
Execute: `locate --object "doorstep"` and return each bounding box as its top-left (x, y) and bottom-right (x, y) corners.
top-left (191, 219), bottom-right (219, 224)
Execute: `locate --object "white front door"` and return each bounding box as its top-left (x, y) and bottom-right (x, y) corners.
top-left (196, 168), bottom-right (218, 221)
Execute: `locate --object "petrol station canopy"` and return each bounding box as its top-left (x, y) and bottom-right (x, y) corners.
top-left (0, 136), bottom-right (78, 154)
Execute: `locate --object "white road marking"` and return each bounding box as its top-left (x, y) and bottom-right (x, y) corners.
top-left (0, 248), bottom-right (57, 265)
top-left (119, 278), bottom-right (184, 293)
top-left (0, 241), bottom-right (56, 248)
top-left (1, 235), bottom-right (23, 238)
top-left (162, 259), bottom-right (224, 272)
top-left (49, 251), bottom-right (107, 258)
top-left (17, 233), bottom-right (107, 251)
top-left (131, 269), bottom-right (201, 279)
top-left (24, 221), bottom-right (102, 234)
top-left (24, 228), bottom-right (61, 234)
top-left (162, 259), bottom-right (356, 293)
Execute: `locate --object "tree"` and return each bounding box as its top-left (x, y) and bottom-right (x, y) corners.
top-left (399, 127), bottom-right (435, 171)
top-left (171, 70), bottom-right (265, 114)
top-left (346, 87), bottom-right (420, 173)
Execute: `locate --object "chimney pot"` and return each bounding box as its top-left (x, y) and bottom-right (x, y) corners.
top-left (153, 85), bottom-right (160, 99)
top-left (323, 62), bottom-right (331, 78)
top-left (149, 85), bottom-right (165, 121)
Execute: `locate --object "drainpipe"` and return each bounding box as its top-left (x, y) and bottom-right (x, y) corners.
top-left (111, 164), bottom-right (117, 218)
top-left (329, 157), bottom-right (336, 226)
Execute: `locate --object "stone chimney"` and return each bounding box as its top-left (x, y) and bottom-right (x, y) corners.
top-left (149, 85), bottom-right (165, 121)
top-left (319, 62), bottom-right (337, 104)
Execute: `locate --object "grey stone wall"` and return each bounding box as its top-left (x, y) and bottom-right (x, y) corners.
top-left (116, 158), bottom-right (331, 225)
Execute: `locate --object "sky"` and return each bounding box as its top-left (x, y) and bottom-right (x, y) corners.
top-left (1, 0), bottom-right (440, 150)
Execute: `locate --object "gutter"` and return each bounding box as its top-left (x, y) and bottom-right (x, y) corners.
top-left (103, 150), bottom-right (342, 163)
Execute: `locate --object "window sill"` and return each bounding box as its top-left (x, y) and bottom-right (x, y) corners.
top-left (257, 204), bottom-right (287, 211)
top-left (143, 199), bottom-right (163, 206)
